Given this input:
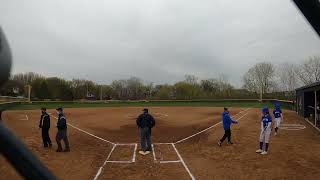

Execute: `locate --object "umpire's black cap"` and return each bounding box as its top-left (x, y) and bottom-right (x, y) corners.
top-left (41, 107), bottom-right (46, 111)
top-left (56, 107), bottom-right (63, 111)
top-left (143, 108), bottom-right (148, 113)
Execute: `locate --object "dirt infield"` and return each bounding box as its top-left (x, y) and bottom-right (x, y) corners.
top-left (1, 107), bottom-right (320, 180)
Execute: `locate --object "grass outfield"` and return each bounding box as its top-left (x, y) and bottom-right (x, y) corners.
top-left (1, 100), bottom-right (294, 110)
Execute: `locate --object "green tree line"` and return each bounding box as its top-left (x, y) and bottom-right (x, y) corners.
top-left (3, 56), bottom-right (320, 101)
top-left (0, 73), bottom-right (257, 100)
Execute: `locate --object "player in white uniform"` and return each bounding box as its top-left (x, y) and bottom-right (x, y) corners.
top-left (273, 104), bottom-right (283, 136)
top-left (256, 107), bottom-right (272, 155)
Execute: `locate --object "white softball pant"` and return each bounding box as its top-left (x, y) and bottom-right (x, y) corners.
top-left (259, 129), bottom-right (271, 143)
top-left (274, 117), bottom-right (282, 128)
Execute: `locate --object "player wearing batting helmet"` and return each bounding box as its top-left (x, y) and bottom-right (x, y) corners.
top-left (256, 107), bottom-right (273, 155)
top-left (273, 103), bottom-right (283, 136)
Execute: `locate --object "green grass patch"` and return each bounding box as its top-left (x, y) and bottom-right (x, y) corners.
top-left (1, 100), bottom-right (294, 111)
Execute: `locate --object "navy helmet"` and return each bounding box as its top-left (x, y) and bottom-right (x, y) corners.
top-left (262, 107), bottom-right (269, 114)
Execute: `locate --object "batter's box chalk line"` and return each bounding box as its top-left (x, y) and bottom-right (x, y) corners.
top-left (19, 114), bottom-right (29, 121)
top-left (105, 143), bottom-right (138, 163)
top-left (152, 143), bottom-right (181, 163)
top-left (51, 109), bottom-right (249, 180)
top-left (93, 108), bottom-right (250, 180)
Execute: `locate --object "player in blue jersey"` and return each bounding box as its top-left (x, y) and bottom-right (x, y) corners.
top-left (256, 107), bottom-right (272, 155)
top-left (273, 104), bottom-right (283, 136)
top-left (218, 107), bottom-right (238, 146)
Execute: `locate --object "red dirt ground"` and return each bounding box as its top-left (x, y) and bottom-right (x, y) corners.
top-left (1, 107), bottom-right (320, 180)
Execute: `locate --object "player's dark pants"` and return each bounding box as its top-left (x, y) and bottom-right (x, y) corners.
top-left (140, 127), bottom-right (152, 151)
top-left (220, 129), bottom-right (231, 143)
top-left (42, 128), bottom-right (51, 147)
top-left (56, 129), bottom-right (70, 151)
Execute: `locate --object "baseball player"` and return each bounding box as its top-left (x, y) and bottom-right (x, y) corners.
top-left (218, 107), bottom-right (238, 146)
top-left (273, 104), bottom-right (283, 136)
top-left (39, 108), bottom-right (52, 148)
top-left (256, 107), bottom-right (272, 155)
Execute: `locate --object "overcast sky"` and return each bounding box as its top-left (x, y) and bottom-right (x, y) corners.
top-left (0, 0), bottom-right (319, 87)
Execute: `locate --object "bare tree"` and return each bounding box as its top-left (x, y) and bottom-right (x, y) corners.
top-left (243, 68), bottom-right (259, 93)
top-left (11, 72), bottom-right (43, 86)
top-left (296, 56), bottom-right (320, 85)
top-left (277, 63), bottom-right (299, 92)
top-left (184, 74), bottom-right (198, 85)
top-left (242, 62), bottom-right (275, 96)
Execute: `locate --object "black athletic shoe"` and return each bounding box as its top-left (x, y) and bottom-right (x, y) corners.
top-left (228, 142), bottom-right (233, 145)
top-left (56, 149), bottom-right (62, 152)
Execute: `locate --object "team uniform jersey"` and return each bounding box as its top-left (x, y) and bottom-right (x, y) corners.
top-left (259, 114), bottom-right (272, 143)
top-left (273, 109), bottom-right (282, 128)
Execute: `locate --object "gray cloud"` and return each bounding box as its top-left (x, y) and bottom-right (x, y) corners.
top-left (0, 0), bottom-right (319, 87)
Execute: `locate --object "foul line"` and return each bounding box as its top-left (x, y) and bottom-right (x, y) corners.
top-left (52, 116), bottom-right (115, 145)
top-left (94, 143), bottom-right (137, 180)
top-left (174, 108), bottom-right (250, 144)
top-left (93, 144), bottom-right (116, 180)
top-left (172, 143), bottom-right (195, 180)
top-left (51, 109), bottom-right (250, 180)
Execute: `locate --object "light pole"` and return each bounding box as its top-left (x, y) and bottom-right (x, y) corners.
top-left (25, 85), bottom-right (32, 103)
top-left (100, 85), bottom-right (103, 101)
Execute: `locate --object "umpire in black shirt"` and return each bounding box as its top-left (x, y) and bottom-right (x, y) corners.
top-left (136, 108), bottom-right (155, 155)
top-left (56, 108), bottom-right (70, 152)
top-left (39, 108), bottom-right (52, 148)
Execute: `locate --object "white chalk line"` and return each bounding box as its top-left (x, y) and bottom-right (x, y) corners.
top-left (116, 143), bottom-right (137, 146)
top-left (132, 143), bottom-right (137, 163)
top-left (105, 161), bottom-right (133, 163)
top-left (94, 143), bottom-right (137, 180)
top-left (50, 108), bottom-right (250, 180)
top-left (280, 124), bottom-right (306, 127)
top-left (105, 143), bottom-right (137, 163)
top-left (172, 143), bottom-right (195, 180)
top-left (152, 144), bottom-right (157, 161)
top-left (175, 108), bottom-right (250, 144)
top-left (159, 160), bottom-right (181, 164)
top-left (278, 124), bottom-right (306, 130)
top-left (279, 127), bottom-right (306, 130)
top-left (51, 115), bottom-right (115, 145)
top-left (93, 144), bottom-right (116, 180)
top-left (19, 114), bottom-right (29, 121)
top-left (170, 109), bottom-right (250, 180)
top-left (152, 143), bottom-right (180, 163)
